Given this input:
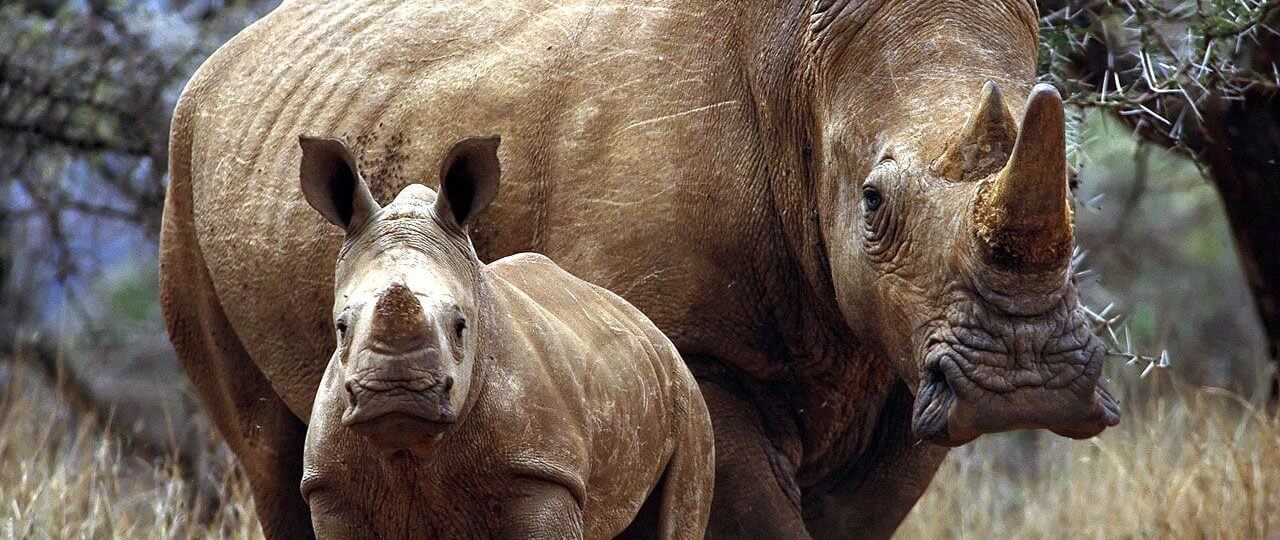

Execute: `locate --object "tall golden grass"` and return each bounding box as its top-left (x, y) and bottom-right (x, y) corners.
top-left (900, 374), bottom-right (1280, 538)
top-left (2, 364), bottom-right (1277, 538)
top-left (0, 364), bottom-right (260, 539)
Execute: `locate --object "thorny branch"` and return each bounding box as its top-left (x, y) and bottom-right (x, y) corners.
top-left (1073, 246), bottom-right (1172, 377)
top-left (1040, 0), bottom-right (1280, 157)
top-left (0, 0), bottom-right (273, 337)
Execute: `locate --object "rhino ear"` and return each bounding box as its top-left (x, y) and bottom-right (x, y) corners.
top-left (299, 135), bottom-right (380, 231)
top-left (435, 136), bottom-right (501, 229)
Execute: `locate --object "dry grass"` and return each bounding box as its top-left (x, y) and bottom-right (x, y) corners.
top-left (0, 365), bottom-right (261, 539)
top-left (899, 373), bottom-right (1280, 539)
top-left (3, 364), bottom-right (1277, 539)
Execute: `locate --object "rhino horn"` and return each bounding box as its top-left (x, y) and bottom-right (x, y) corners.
top-left (370, 278), bottom-right (431, 352)
top-left (934, 81), bottom-right (1017, 182)
top-left (972, 83), bottom-right (1073, 271)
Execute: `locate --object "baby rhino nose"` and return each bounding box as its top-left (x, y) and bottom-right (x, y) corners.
top-left (369, 279), bottom-right (433, 354)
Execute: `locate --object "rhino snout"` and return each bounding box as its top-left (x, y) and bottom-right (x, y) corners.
top-left (911, 302), bottom-right (1121, 446)
top-left (912, 348), bottom-right (1119, 447)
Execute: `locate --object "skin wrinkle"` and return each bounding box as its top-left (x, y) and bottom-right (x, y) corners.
top-left (808, 0), bottom-right (880, 62)
top-left (921, 300), bottom-right (1104, 397)
top-left (240, 2), bottom-right (399, 190)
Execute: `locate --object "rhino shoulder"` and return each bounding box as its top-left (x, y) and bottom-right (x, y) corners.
top-left (489, 252), bottom-right (558, 271)
top-left (484, 252), bottom-right (675, 357)
top-left (487, 253), bottom-right (628, 307)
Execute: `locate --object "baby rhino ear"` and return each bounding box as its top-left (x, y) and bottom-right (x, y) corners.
top-left (435, 136), bottom-right (501, 229)
top-left (298, 135), bottom-right (380, 231)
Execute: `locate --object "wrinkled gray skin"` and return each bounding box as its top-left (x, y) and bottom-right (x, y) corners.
top-left (161, 1), bottom-right (1118, 538)
top-left (298, 136), bottom-right (713, 539)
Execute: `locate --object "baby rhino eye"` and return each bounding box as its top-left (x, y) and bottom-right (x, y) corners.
top-left (452, 308), bottom-right (467, 339)
top-left (335, 309), bottom-right (352, 340)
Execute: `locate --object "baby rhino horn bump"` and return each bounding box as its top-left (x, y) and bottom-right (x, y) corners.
top-left (934, 81), bottom-right (1017, 182)
top-left (972, 83), bottom-right (1073, 271)
top-left (370, 279), bottom-right (431, 352)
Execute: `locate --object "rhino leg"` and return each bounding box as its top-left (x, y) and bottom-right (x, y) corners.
top-left (697, 380), bottom-right (811, 540)
top-left (160, 198), bottom-right (312, 539)
top-left (654, 391), bottom-right (716, 540)
top-left (620, 377), bottom-right (716, 540)
top-left (801, 384), bottom-right (949, 539)
top-left (497, 480), bottom-right (583, 539)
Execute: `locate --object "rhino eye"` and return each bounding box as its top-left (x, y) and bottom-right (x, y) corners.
top-left (862, 186), bottom-right (883, 214)
top-left (861, 182), bottom-right (895, 251)
top-left (454, 318), bottom-right (467, 339)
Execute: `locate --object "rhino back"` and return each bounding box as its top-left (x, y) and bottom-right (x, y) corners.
top-left (178, 0), bottom-right (766, 418)
top-left (478, 252), bottom-right (695, 538)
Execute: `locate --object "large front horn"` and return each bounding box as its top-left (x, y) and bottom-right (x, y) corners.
top-left (972, 84), bottom-right (1073, 271)
top-left (369, 278), bottom-right (432, 352)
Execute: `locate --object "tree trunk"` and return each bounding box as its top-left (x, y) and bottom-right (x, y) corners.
top-left (1197, 89), bottom-right (1280, 401)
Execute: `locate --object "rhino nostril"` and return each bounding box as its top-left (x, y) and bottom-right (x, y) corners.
top-left (441, 375), bottom-right (454, 393)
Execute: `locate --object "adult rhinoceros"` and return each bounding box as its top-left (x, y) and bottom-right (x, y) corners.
top-left (161, 1), bottom-right (1118, 537)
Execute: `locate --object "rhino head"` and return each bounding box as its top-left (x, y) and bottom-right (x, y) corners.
top-left (822, 82), bottom-right (1119, 446)
top-left (299, 134), bottom-right (501, 451)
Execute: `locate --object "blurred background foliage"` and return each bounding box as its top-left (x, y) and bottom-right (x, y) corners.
top-left (1073, 111), bottom-right (1270, 393)
top-left (0, 0), bottom-right (1277, 536)
top-left (0, 0), bottom-right (279, 486)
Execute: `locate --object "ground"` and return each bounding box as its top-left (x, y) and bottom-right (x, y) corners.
top-left (3, 357), bottom-right (1277, 538)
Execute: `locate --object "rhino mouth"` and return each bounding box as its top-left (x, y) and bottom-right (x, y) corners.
top-left (912, 360), bottom-right (960, 444)
top-left (342, 377), bottom-right (458, 448)
top-left (910, 310), bottom-right (1121, 446)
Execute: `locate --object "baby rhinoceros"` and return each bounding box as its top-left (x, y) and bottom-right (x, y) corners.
top-left (296, 135), bottom-right (714, 539)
